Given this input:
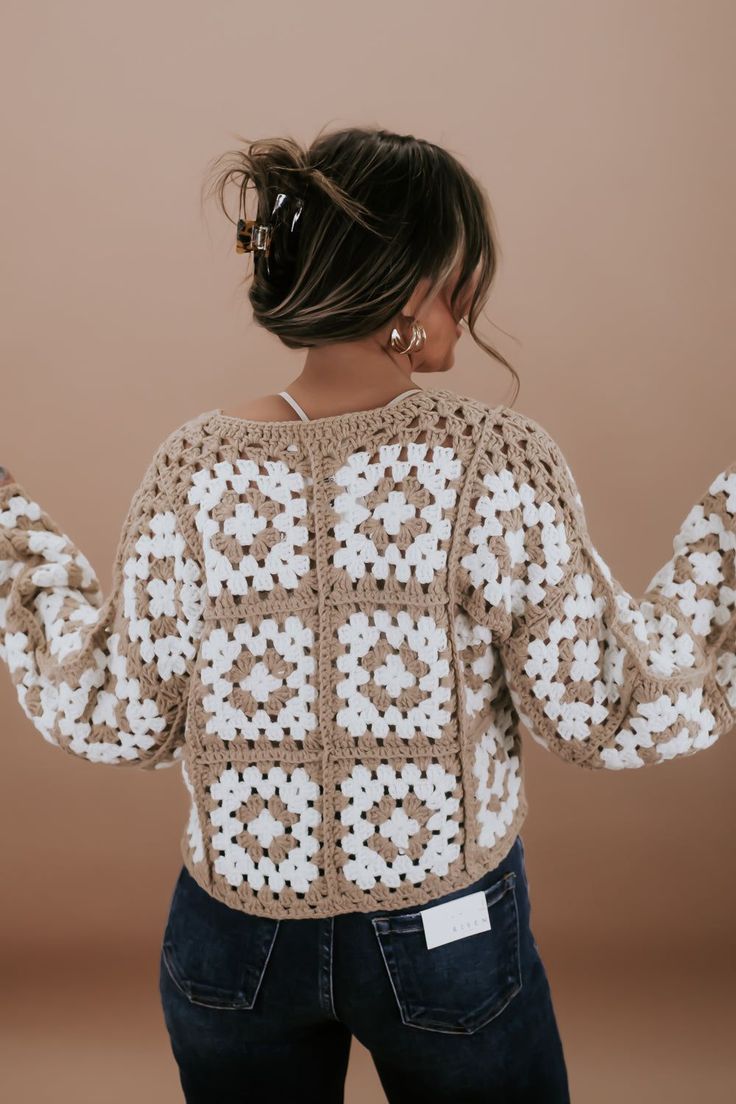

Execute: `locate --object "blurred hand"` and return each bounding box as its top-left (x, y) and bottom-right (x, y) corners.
top-left (0, 465), bottom-right (15, 487)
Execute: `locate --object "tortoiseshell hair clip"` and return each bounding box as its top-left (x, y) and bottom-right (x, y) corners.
top-left (236, 191), bottom-right (305, 271)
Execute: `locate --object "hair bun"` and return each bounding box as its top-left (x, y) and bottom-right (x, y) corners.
top-left (201, 125), bottom-right (516, 396)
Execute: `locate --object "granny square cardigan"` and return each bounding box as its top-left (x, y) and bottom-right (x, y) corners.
top-left (1, 387), bottom-right (734, 919)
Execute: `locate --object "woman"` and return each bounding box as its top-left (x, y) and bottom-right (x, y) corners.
top-left (1, 125), bottom-right (733, 1104)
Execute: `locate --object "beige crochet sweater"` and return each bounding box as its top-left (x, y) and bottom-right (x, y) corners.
top-left (1, 387), bottom-right (734, 919)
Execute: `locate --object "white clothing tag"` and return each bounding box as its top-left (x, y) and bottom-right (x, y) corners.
top-left (420, 889), bottom-right (491, 950)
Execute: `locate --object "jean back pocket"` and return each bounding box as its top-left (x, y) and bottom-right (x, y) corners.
top-left (161, 866), bottom-right (280, 1010)
top-left (371, 869), bottom-right (522, 1034)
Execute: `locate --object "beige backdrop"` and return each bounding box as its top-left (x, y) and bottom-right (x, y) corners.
top-left (1, 2), bottom-right (734, 1101)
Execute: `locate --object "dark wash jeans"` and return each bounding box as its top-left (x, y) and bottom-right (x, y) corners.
top-left (159, 835), bottom-right (570, 1103)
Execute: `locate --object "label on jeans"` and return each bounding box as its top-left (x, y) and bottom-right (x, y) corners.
top-left (420, 889), bottom-right (491, 950)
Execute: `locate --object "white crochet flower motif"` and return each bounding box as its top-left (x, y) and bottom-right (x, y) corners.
top-left (337, 762), bottom-right (461, 890)
top-left (209, 764), bottom-right (322, 894)
top-left (199, 616), bottom-right (317, 743)
top-left (335, 609), bottom-right (452, 739)
top-left (3, 517), bottom-right (103, 665)
top-left (10, 628), bottom-right (176, 762)
top-left (644, 499), bottom-right (736, 647)
top-left (2, 506), bottom-right (203, 764)
top-left (187, 458), bottom-right (313, 598)
top-left (507, 660), bottom-right (721, 768)
top-left (459, 475), bottom-right (511, 619)
top-left (463, 469), bottom-right (632, 746)
top-left (124, 510), bottom-right (205, 680)
top-left (472, 715), bottom-right (522, 848)
top-left (454, 608), bottom-right (499, 718)
top-left (469, 464), bottom-right (736, 676)
top-left (330, 442), bottom-right (461, 585)
top-left (589, 686), bottom-right (719, 770)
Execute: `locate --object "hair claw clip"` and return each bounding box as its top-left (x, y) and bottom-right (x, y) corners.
top-left (236, 218), bottom-right (271, 254)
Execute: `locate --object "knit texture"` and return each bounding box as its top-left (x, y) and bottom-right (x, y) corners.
top-left (1, 387), bottom-right (735, 918)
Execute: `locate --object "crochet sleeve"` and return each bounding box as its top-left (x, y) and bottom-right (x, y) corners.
top-left (458, 409), bottom-right (736, 770)
top-left (0, 445), bottom-right (205, 770)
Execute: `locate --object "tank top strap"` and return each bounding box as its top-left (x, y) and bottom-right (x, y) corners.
top-left (384, 388), bottom-right (422, 406)
top-left (278, 390), bottom-right (311, 421)
top-left (278, 386), bottom-right (422, 422)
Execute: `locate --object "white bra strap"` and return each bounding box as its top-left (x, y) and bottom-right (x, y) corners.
top-left (278, 386), bottom-right (421, 422)
top-left (278, 390), bottom-right (311, 421)
top-left (385, 388), bottom-right (422, 406)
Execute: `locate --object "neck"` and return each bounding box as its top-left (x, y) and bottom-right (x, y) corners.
top-left (291, 336), bottom-right (418, 414)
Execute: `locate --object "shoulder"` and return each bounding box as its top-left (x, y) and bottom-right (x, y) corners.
top-left (448, 393), bottom-right (580, 498)
top-left (437, 390), bottom-right (567, 457)
top-left (138, 409), bottom-right (217, 481)
top-left (221, 394), bottom-right (295, 421)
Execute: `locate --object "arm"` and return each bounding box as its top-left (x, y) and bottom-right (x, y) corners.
top-left (0, 447), bottom-right (205, 770)
top-left (458, 408), bottom-right (736, 770)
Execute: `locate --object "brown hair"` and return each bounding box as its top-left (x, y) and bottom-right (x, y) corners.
top-left (201, 123), bottom-right (519, 403)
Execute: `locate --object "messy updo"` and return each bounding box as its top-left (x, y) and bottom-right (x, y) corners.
top-left (201, 123), bottom-right (518, 401)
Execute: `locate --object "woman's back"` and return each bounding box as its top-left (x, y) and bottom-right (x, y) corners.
top-left (2, 384), bottom-right (734, 921)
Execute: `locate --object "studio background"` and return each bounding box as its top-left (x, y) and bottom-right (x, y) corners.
top-left (1, 2), bottom-right (734, 1101)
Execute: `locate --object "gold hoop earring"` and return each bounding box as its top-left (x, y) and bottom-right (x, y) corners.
top-left (389, 318), bottom-right (426, 355)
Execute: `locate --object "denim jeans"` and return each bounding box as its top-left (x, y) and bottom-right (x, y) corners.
top-left (159, 835), bottom-right (570, 1103)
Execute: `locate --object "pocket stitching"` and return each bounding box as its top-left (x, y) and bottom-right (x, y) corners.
top-left (161, 939), bottom-right (252, 1010)
top-left (161, 910), bottom-right (280, 1011)
top-left (371, 874), bottom-right (523, 1034)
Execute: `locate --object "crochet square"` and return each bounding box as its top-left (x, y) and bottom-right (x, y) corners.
top-left (327, 600), bottom-right (460, 757)
top-left (189, 609), bottom-right (322, 755)
top-left (195, 754), bottom-right (327, 911)
top-left (332, 752), bottom-right (465, 904)
top-left (186, 447), bottom-right (318, 610)
top-left (322, 436), bottom-right (466, 605)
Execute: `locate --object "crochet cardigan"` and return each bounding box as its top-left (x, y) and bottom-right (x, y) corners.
top-left (1, 387), bottom-right (734, 919)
